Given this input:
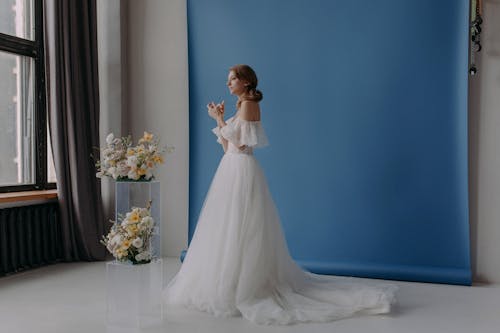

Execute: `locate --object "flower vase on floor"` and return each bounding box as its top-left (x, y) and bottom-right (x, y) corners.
top-left (106, 258), bottom-right (164, 333)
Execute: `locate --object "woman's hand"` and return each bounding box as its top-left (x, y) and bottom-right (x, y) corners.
top-left (207, 101), bottom-right (224, 120)
top-left (217, 100), bottom-right (225, 118)
top-left (207, 102), bottom-right (218, 120)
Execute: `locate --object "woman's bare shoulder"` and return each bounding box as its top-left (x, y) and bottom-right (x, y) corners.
top-left (239, 101), bottom-right (261, 121)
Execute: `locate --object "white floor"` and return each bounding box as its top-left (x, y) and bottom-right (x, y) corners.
top-left (0, 258), bottom-right (499, 333)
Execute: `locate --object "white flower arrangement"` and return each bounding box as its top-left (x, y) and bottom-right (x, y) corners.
top-left (95, 131), bottom-right (173, 181)
top-left (101, 203), bottom-right (156, 264)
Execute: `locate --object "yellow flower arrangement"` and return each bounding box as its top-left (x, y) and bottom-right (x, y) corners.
top-left (95, 132), bottom-right (174, 181)
top-left (100, 203), bottom-right (156, 265)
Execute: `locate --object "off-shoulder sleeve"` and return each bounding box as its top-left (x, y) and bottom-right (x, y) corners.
top-left (214, 117), bottom-right (269, 148)
top-left (211, 126), bottom-right (223, 144)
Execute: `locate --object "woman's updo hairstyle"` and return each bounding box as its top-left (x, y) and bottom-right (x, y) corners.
top-left (229, 64), bottom-right (263, 109)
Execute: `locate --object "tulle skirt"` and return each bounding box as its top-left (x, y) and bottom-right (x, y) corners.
top-left (163, 152), bottom-right (398, 325)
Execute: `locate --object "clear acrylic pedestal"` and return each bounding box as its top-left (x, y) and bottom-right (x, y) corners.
top-left (106, 259), bottom-right (164, 333)
top-left (115, 180), bottom-right (161, 257)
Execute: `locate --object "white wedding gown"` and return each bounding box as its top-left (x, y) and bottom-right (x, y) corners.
top-left (163, 115), bottom-right (398, 325)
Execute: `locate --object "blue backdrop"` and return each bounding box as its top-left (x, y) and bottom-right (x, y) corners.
top-left (187, 0), bottom-right (471, 285)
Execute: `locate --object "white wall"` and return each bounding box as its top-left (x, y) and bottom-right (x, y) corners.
top-left (97, 0), bottom-right (127, 222)
top-left (117, 0), bottom-right (500, 283)
top-left (469, 0), bottom-right (500, 284)
top-left (125, 0), bottom-right (189, 257)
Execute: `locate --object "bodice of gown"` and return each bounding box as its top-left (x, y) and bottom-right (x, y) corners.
top-left (212, 116), bottom-right (269, 155)
top-left (227, 141), bottom-right (254, 155)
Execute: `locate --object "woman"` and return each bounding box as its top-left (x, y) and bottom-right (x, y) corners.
top-left (163, 64), bottom-right (398, 325)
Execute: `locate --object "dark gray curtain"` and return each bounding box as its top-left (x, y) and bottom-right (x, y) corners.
top-left (44, 0), bottom-right (105, 261)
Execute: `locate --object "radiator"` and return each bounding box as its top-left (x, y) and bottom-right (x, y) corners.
top-left (0, 202), bottom-right (62, 276)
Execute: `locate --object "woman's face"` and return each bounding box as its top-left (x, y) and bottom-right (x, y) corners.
top-left (227, 71), bottom-right (246, 96)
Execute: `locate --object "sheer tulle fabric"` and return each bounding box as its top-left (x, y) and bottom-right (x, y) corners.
top-left (163, 116), bottom-right (398, 325)
top-left (212, 116), bottom-right (269, 148)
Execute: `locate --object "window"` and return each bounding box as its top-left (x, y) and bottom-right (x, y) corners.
top-left (0, 0), bottom-right (55, 192)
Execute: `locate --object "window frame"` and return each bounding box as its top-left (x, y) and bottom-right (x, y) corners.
top-left (0, 0), bottom-right (55, 193)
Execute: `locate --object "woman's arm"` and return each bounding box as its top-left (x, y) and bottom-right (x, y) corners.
top-left (211, 100), bottom-right (261, 152)
top-left (216, 117), bottom-right (229, 153)
top-left (208, 101), bottom-right (228, 153)
top-left (233, 101), bottom-right (261, 150)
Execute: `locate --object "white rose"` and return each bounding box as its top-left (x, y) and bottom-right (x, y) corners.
top-left (140, 216), bottom-right (154, 227)
top-left (106, 133), bottom-right (114, 145)
top-left (102, 148), bottom-right (113, 158)
top-left (116, 161), bottom-right (129, 177)
top-left (108, 167), bottom-right (116, 175)
top-left (132, 238), bottom-right (143, 248)
top-left (126, 155), bottom-right (138, 167)
top-left (111, 154), bottom-right (122, 162)
top-left (107, 234), bottom-right (121, 252)
top-left (110, 234), bottom-right (121, 245)
top-left (127, 169), bottom-right (139, 180)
